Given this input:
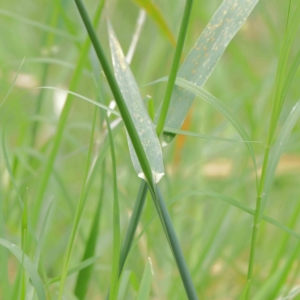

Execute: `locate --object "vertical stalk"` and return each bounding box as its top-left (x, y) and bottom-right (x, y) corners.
top-left (245, 2), bottom-right (296, 298)
top-left (156, 0), bottom-right (193, 136)
top-left (73, 0), bottom-right (198, 298)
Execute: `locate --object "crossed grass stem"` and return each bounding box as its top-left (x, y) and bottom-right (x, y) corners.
top-left (73, 0), bottom-right (197, 298)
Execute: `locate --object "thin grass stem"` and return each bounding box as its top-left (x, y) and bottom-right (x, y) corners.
top-left (57, 108), bottom-right (98, 299)
top-left (74, 0), bottom-right (198, 298)
top-left (156, 0), bottom-right (193, 136)
top-left (74, 0), bottom-right (154, 186)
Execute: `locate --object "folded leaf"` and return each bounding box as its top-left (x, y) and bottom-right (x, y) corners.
top-left (108, 22), bottom-right (165, 183)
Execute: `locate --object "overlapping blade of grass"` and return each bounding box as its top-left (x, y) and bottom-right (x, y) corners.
top-left (118, 0), bottom-right (193, 287)
top-left (33, 0), bottom-right (105, 223)
top-left (131, 0), bottom-right (176, 47)
top-left (74, 163), bottom-right (106, 299)
top-left (268, 2), bottom-right (300, 138)
top-left (136, 258), bottom-right (154, 300)
top-left (0, 238), bottom-right (46, 300)
top-left (155, 0), bottom-right (193, 137)
top-left (119, 181), bottom-right (148, 275)
top-left (159, 0), bottom-right (258, 143)
top-left (107, 115), bottom-right (122, 300)
top-left (165, 77), bottom-right (257, 173)
top-left (246, 3), bottom-right (300, 296)
top-left (24, 199), bottom-right (53, 300)
top-left (74, 1), bottom-right (198, 298)
top-left (74, 0), bottom-right (154, 186)
top-left (108, 22), bottom-right (164, 183)
top-left (57, 108), bottom-right (97, 299)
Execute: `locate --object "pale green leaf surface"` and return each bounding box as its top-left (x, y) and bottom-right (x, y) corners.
top-left (0, 238), bottom-right (46, 300)
top-left (161, 0), bottom-right (258, 143)
top-left (108, 22), bottom-right (164, 183)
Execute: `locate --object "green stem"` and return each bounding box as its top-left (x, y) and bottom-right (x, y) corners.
top-left (119, 181), bottom-right (148, 274)
top-left (118, 0), bottom-right (194, 277)
top-left (156, 0), bottom-right (193, 136)
top-left (245, 2), bottom-right (298, 298)
top-left (74, 0), bottom-right (153, 186)
top-left (74, 1), bottom-right (198, 298)
top-left (107, 115), bottom-right (121, 300)
top-left (57, 107), bottom-right (98, 300)
top-left (150, 186), bottom-right (198, 300)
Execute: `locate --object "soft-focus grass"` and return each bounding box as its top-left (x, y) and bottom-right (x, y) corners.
top-left (1, 0), bottom-right (300, 299)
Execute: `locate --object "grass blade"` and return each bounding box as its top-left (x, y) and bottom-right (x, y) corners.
top-left (74, 0), bottom-right (154, 186)
top-left (156, 0), bottom-right (193, 136)
top-left (108, 22), bottom-right (164, 183)
top-left (160, 0), bottom-right (258, 143)
top-left (136, 258), bottom-right (154, 300)
top-left (119, 182), bottom-right (148, 275)
top-left (107, 115), bottom-right (122, 300)
top-left (168, 77), bottom-right (257, 173)
top-left (74, 2), bottom-right (198, 298)
top-left (0, 238), bottom-right (46, 300)
top-left (74, 163), bottom-right (106, 299)
top-left (57, 106), bottom-right (98, 299)
top-left (247, 4), bottom-right (300, 296)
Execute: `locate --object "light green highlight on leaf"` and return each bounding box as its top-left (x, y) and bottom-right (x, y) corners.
top-left (108, 22), bottom-right (164, 183)
top-left (160, 0), bottom-right (258, 143)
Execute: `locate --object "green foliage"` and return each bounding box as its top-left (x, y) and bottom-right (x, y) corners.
top-left (1, 0), bottom-right (300, 299)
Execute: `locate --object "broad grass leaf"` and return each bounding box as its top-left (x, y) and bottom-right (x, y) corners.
top-left (108, 22), bottom-right (164, 183)
top-left (131, 0), bottom-right (176, 47)
top-left (164, 77), bottom-right (257, 173)
top-left (0, 238), bottom-right (46, 300)
top-left (161, 0), bottom-right (258, 143)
